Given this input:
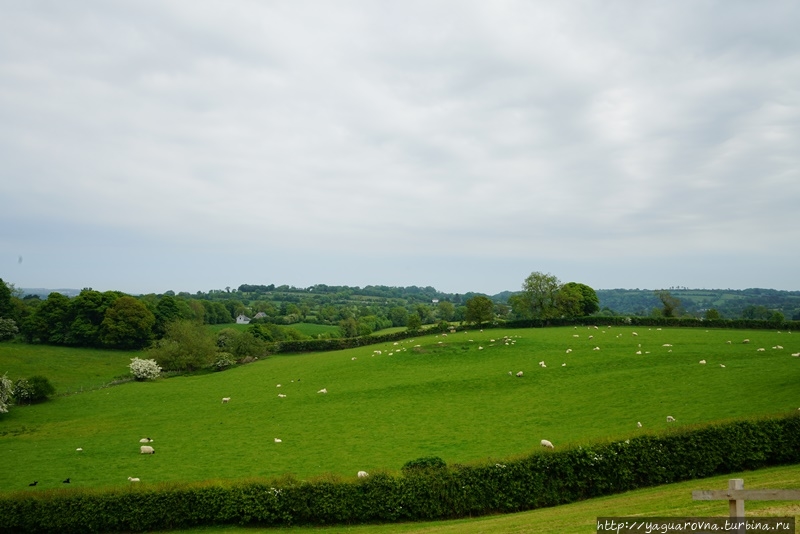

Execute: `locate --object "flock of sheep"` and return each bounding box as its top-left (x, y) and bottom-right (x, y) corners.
top-left (92, 326), bottom-right (792, 487)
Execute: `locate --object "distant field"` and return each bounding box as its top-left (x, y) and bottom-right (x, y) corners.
top-left (0, 343), bottom-right (138, 394)
top-left (1, 326), bottom-right (799, 494)
top-left (205, 322), bottom-right (342, 337)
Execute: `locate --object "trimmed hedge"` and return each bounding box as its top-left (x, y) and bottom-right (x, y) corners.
top-left (2, 413), bottom-right (800, 533)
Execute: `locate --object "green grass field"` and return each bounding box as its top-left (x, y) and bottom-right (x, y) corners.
top-left (1, 326), bottom-right (798, 496)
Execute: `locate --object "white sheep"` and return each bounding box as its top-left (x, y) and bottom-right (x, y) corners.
top-left (222, 397), bottom-right (231, 403)
top-left (274, 438), bottom-right (282, 443)
top-left (666, 416), bottom-right (675, 422)
top-left (742, 339), bottom-right (750, 344)
top-left (140, 445), bottom-right (155, 454)
top-left (317, 388), bottom-right (328, 394)
top-left (637, 422), bottom-right (642, 428)
top-left (276, 384), bottom-right (281, 388)
top-left (632, 332), bottom-right (638, 336)
top-left (791, 353), bottom-right (800, 357)
top-left (757, 348), bottom-right (766, 352)
top-left (541, 439), bottom-right (554, 449)
top-left (593, 346), bottom-right (600, 351)
top-left (662, 344), bottom-right (672, 347)
top-left (516, 371), bottom-right (523, 377)
top-left (699, 360), bottom-right (706, 364)
top-left (720, 364), bottom-right (726, 368)
top-left (278, 394), bottom-right (286, 398)
top-left (128, 477), bottom-right (140, 482)
top-left (357, 471), bottom-right (369, 478)
top-left (76, 448), bottom-right (83, 451)
top-left (139, 438), bottom-right (153, 443)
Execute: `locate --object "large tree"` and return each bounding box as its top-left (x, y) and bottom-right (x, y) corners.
top-left (465, 295), bottom-right (494, 326)
top-left (148, 320), bottom-right (217, 371)
top-left (513, 271), bottom-right (561, 319)
top-left (561, 282), bottom-right (600, 317)
top-left (101, 296), bottom-right (156, 349)
top-left (0, 278), bottom-right (12, 318)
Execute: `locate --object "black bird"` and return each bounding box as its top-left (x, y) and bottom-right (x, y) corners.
top-left (28, 481), bottom-right (38, 487)
top-left (62, 478), bottom-right (70, 484)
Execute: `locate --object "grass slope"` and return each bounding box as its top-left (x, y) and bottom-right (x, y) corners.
top-left (1, 326), bottom-right (798, 493)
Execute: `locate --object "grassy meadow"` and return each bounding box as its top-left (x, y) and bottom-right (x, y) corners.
top-left (1, 325), bottom-right (799, 495)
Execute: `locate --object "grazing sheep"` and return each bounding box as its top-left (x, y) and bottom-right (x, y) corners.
top-left (357, 471), bottom-right (369, 478)
top-left (128, 477), bottom-right (140, 482)
top-left (274, 438), bottom-right (282, 443)
top-left (276, 384), bottom-right (281, 388)
top-left (540, 439), bottom-right (554, 449)
top-left (726, 341), bottom-right (732, 344)
top-left (76, 448), bottom-right (83, 451)
top-left (562, 363), bottom-right (566, 367)
top-left (699, 360), bottom-right (706, 364)
top-left (637, 422), bottom-right (642, 428)
top-left (140, 445), bottom-right (155, 454)
top-left (720, 364), bottom-right (726, 368)
top-left (662, 344), bottom-right (672, 347)
top-left (757, 348), bottom-right (766, 352)
top-left (277, 394), bottom-right (286, 398)
top-left (139, 438), bottom-right (153, 443)
top-left (742, 339), bottom-right (750, 344)
top-left (593, 346), bottom-right (601, 351)
top-left (666, 416), bottom-right (675, 423)
top-left (565, 348), bottom-right (572, 353)
top-left (62, 478), bottom-right (70, 484)
top-left (221, 397), bottom-right (231, 403)
top-left (516, 371), bottom-right (523, 377)
top-left (632, 332), bottom-right (638, 336)
top-left (317, 388), bottom-right (328, 394)
top-left (635, 351), bottom-right (642, 355)
top-left (791, 353), bottom-right (800, 357)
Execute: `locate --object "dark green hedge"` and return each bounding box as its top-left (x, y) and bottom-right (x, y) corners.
top-left (2, 413), bottom-right (800, 533)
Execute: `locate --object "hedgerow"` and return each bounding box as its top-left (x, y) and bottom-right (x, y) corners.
top-left (2, 412), bottom-right (799, 533)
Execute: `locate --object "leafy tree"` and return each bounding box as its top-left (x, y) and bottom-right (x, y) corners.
top-left (406, 313), bottom-right (422, 331)
top-left (656, 290), bottom-right (682, 318)
top-left (561, 282), bottom-right (600, 316)
top-left (465, 295), bottom-right (494, 326)
top-left (705, 308), bottom-right (721, 320)
top-left (0, 278), bottom-right (12, 318)
top-left (101, 296), bottom-right (156, 349)
top-left (24, 292), bottom-right (71, 344)
top-left (512, 272), bottom-right (561, 319)
top-left (741, 305), bottom-right (770, 320)
top-left (154, 295), bottom-right (181, 336)
top-left (389, 306), bottom-right (408, 327)
top-left (338, 317), bottom-right (360, 338)
top-left (769, 311), bottom-right (785, 324)
top-left (66, 289), bottom-right (119, 346)
top-left (437, 301), bottom-right (455, 321)
top-left (148, 320), bottom-right (217, 372)
top-left (555, 284), bottom-right (583, 318)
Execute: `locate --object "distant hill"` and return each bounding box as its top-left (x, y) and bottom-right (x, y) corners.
top-left (20, 287), bottom-right (82, 298)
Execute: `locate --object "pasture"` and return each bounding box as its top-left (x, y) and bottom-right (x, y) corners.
top-left (1, 326), bottom-right (798, 493)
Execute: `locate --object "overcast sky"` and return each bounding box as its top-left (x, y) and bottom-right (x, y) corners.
top-left (1, 1), bottom-right (798, 296)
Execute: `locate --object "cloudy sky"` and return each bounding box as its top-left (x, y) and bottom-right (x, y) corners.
top-left (1, 1), bottom-right (798, 296)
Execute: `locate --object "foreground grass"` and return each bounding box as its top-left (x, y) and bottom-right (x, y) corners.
top-left (158, 464), bottom-right (800, 533)
top-left (1, 326), bottom-right (799, 492)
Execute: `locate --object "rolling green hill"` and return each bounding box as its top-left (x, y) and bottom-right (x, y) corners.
top-left (1, 326), bottom-right (799, 493)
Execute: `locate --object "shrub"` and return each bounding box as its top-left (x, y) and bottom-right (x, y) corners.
top-left (128, 358), bottom-right (162, 381)
top-left (0, 317), bottom-right (19, 341)
top-left (213, 352), bottom-right (236, 371)
top-left (402, 456), bottom-right (447, 473)
top-left (13, 375), bottom-right (55, 403)
top-left (0, 373), bottom-right (12, 413)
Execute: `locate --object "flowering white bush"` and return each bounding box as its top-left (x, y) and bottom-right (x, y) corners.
top-left (129, 358), bottom-right (162, 381)
top-left (214, 352), bottom-right (236, 371)
top-left (0, 373), bottom-right (13, 414)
